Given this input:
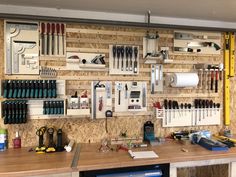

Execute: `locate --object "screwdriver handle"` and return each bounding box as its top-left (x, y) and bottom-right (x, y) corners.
top-left (61, 24), bottom-right (65, 35)
top-left (210, 71), bottom-right (214, 90)
top-left (41, 23), bottom-right (45, 34)
top-left (47, 23), bottom-right (51, 34)
top-left (56, 23), bottom-right (60, 34)
top-left (51, 23), bottom-right (55, 35)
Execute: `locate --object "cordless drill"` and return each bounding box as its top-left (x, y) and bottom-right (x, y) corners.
top-left (35, 126), bottom-right (47, 153)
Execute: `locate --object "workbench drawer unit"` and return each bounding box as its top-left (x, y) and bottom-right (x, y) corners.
top-left (80, 164), bottom-right (169, 177)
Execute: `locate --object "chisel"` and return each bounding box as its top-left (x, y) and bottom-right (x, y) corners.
top-left (51, 23), bottom-right (55, 55)
top-left (41, 23), bottom-right (45, 55)
top-left (125, 46), bottom-right (129, 71)
top-left (30, 80), bottom-right (35, 98)
top-left (17, 81), bottom-right (22, 98)
top-left (8, 80), bottom-right (13, 98)
top-left (46, 23), bottom-right (51, 55)
top-left (25, 80), bottom-right (30, 98)
top-left (112, 45), bottom-right (116, 69)
top-left (142, 83), bottom-right (146, 107)
top-left (12, 80), bottom-right (17, 98)
top-left (34, 80), bottom-right (39, 98)
top-left (133, 46), bottom-right (138, 73)
top-left (151, 64), bottom-right (155, 94)
top-left (61, 24), bottom-right (65, 55)
top-left (120, 46), bottom-right (124, 71)
top-left (56, 23), bottom-right (60, 55)
top-left (117, 83), bottom-right (122, 105)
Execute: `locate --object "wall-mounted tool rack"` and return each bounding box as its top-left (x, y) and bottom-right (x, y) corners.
top-left (39, 22), bottom-right (66, 57)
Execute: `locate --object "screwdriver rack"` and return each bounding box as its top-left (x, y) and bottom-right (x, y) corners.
top-left (156, 108), bottom-right (221, 127)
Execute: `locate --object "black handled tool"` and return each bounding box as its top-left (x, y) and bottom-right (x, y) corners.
top-left (112, 45), bottom-right (116, 69)
top-left (46, 127), bottom-right (56, 153)
top-left (125, 46), bottom-right (129, 71)
top-left (133, 46), bottom-right (138, 73)
top-left (168, 100), bottom-right (172, 122)
top-left (117, 46), bottom-right (121, 69)
top-left (36, 126), bottom-right (47, 153)
top-left (210, 69), bottom-right (214, 91)
top-left (56, 129), bottom-right (64, 152)
top-left (56, 23), bottom-right (60, 55)
top-left (120, 46), bottom-right (124, 71)
top-left (129, 46), bottom-right (133, 71)
top-left (164, 99), bottom-right (168, 125)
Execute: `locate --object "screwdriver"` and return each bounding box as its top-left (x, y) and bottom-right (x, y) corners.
top-left (164, 99), bottom-right (168, 125)
top-left (194, 99), bottom-right (199, 124)
top-left (206, 100), bottom-right (209, 116)
top-left (180, 103), bottom-right (184, 116)
top-left (117, 46), bottom-right (121, 69)
top-left (209, 100), bottom-right (213, 116)
top-left (202, 100), bottom-right (206, 118)
top-left (41, 23), bottom-right (45, 55)
top-left (61, 24), bottom-right (65, 55)
top-left (51, 23), bottom-right (55, 55)
top-left (125, 46), bottom-right (129, 71)
top-left (133, 46), bottom-right (138, 73)
top-left (168, 100), bottom-right (172, 122)
top-left (120, 46), bottom-right (124, 71)
top-left (198, 99), bottom-right (202, 121)
top-left (112, 45), bottom-right (116, 69)
top-left (184, 103), bottom-right (188, 116)
top-left (129, 46), bottom-right (133, 71)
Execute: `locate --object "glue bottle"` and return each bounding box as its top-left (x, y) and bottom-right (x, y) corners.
top-left (13, 131), bottom-right (21, 149)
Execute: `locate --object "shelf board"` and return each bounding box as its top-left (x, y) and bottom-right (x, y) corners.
top-left (149, 93), bottom-right (220, 98)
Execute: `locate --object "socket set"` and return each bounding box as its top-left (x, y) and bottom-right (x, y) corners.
top-left (2, 100), bottom-right (28, 124)
top-left (109, 45), bottom-right (139, 75)
top-left (3, 80), bottom-right (57, 99)
top-left (43, 100), bottom-right (64, 115)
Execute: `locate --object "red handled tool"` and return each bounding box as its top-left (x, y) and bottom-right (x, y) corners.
top-left (41, 23), bottom-right (45, 55)
top-left (51, 23), bottom-right (55, 55)
top-left (56, 23), bottom-right (60, 55)
top-left (61, 24), bottom-right (65, 55)
top-left (46, 23), bottom-right (51, 55)
top-left (215, 69), bottom-right (219, 93)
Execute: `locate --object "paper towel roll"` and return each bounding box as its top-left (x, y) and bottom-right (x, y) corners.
top-left (170, 73), bottom-right (199, 87)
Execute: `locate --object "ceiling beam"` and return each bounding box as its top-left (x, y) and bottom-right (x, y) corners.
top-left (0, 4), bottom-right (236, 31)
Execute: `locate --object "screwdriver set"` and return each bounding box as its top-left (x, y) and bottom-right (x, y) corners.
top-left (43, 100), bottom-right (64, 115)
top-left (109, 45), bottom-right (139, 75)
top-left (40, 22), bottom-right (66, 56)
top-left (154, 99), bottom-right (221, 127)
top-left (114, 81), bottom-right (147, 112)
top-left (5, 20), bottom-right (39, 75)
top-left (2, 100), bottom-right (28, 124)
top-left (2, 80), bottom-right (57, 99)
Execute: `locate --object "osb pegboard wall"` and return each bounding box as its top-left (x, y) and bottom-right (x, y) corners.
top-left (0, 20), bottom-right (227, 148)
top-left (0, 18), bottom-right (233, 177)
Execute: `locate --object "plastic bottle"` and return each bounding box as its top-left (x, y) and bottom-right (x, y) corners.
top-left (0, 129), bottom-right (7, 151)
top-left (13, 131), bottom-right (21, 149)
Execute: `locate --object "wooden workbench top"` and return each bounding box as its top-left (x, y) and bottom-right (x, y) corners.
top-left (0, 147), bottom-right (75, 177)
top-left (78, 140), bottom-right (236, 171)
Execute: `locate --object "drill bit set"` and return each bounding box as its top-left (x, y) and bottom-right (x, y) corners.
top-left (109, 45), bottom-right (139, 75)
top-left (2, 100), bottom-right (28, 124)
top-left (40, 22), bottom-right (66, 56)
top-left (40, 66), bottom-right (57, 78)
top-left (154, 99), bottom-right (221, 127)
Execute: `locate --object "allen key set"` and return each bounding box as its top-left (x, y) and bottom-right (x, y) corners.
top-left (40, 22), bottom-right (66, 56)
top-left (109, 45), bottom-right (139, 75)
